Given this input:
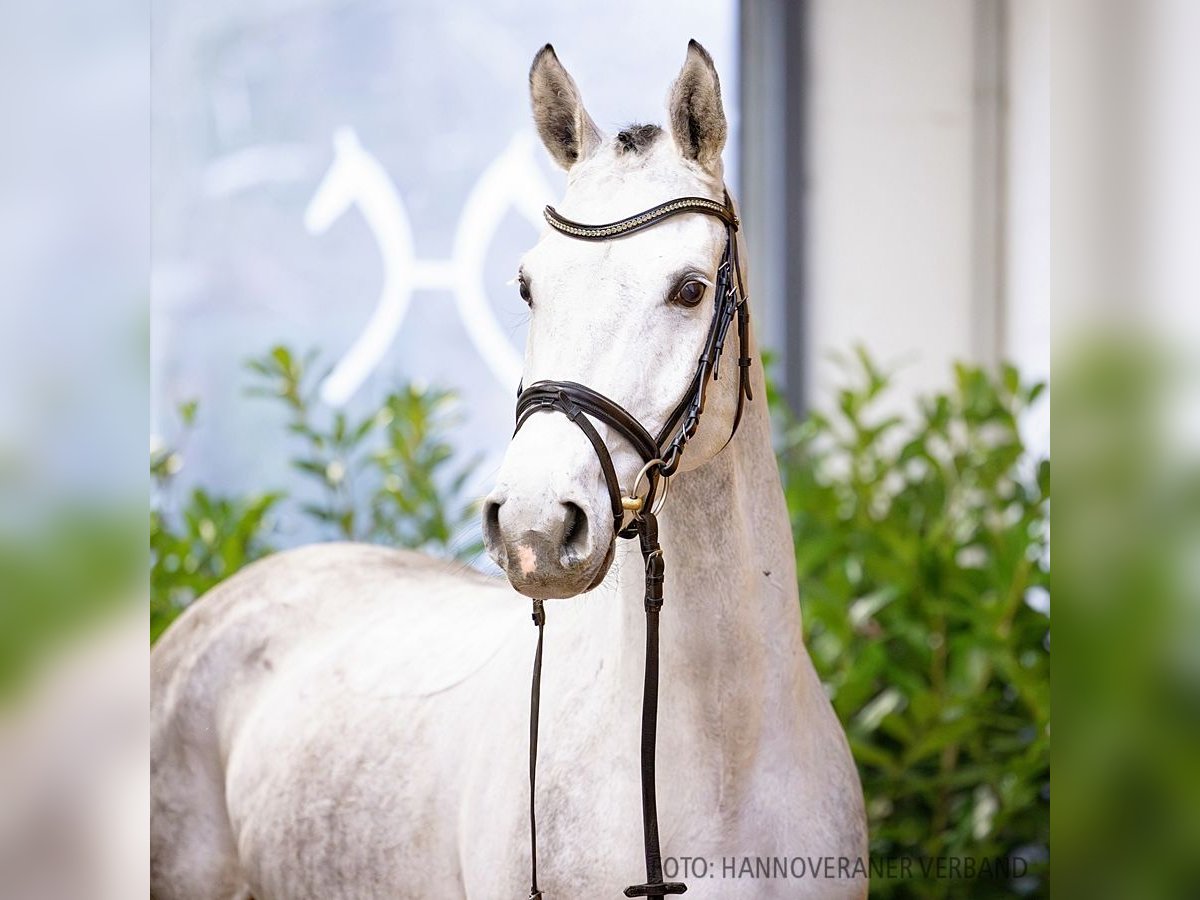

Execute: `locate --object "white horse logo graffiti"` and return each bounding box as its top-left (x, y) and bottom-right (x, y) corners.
top-left (303, 127), bottom-right (554, 406)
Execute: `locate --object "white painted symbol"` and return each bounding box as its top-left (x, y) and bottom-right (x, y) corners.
top-left (303, 127), bottom-right (554, 406)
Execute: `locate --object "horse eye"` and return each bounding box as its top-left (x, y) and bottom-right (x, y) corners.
top-left (671, 279), bottom-right (706, 308)
top-left (518, 275), bottom-right (532, 307)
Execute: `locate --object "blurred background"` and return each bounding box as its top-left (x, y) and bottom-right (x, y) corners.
top-left (150, 0), bottom-right (1050, 520)
top-left (2, 0), bottom-right (1199, 898)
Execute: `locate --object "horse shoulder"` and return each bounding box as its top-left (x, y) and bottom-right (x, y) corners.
top-left (151, 542), bottom-right (518, 899)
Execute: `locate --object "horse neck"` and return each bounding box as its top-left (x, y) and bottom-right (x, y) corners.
top-left (603, 359), bottom-right (809, 745)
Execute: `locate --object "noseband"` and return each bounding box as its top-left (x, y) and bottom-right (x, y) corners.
top-left (516, 191), bottom-right (752, 898)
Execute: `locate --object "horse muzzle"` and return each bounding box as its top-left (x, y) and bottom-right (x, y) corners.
top-left (483, 486), bottom-right (615, 599)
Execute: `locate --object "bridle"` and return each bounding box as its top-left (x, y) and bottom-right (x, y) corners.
top-left (517, 192), bottom-right (750, 899)
top-left (515, 190), bottom-right (752, 898)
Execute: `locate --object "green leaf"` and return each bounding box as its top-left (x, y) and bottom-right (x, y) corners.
top-left (177, 399), bottom-right (199, 426)
top-left (292, 458), bottom-right (328, 478)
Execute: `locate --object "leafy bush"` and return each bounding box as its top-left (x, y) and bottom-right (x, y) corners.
top-left (150, 401), bottom-right (282, 642)
top-left (773, 351), bottom-right (1050, 898)
top-left (150, 348), bottom-right (479, 640)
top-left (244, 346), bottom-right (480, 551)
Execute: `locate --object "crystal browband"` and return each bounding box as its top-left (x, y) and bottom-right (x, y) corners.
top-left (544, 196), bottom-right (738, 241)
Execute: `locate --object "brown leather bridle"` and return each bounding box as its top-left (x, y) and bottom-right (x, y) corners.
top-left (514, 191), bottom-right (752, 898)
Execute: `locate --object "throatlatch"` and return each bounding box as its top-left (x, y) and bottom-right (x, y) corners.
top-left (515, 191), bottom-right (751, 898)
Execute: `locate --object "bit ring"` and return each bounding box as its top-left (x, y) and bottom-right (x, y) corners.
top-left (622, 458), bottom-right (669, 516)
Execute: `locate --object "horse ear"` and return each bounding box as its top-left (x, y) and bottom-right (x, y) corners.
top-left (529, 45), bottom-right (603, 170)
top-left (667, 40), bottom-right (727, 170)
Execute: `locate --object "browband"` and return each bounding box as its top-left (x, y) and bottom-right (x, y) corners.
top-left (543, 194), bottom-right (738, 241)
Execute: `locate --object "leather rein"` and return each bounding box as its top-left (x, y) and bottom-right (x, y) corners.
top-left (515, 191), bottom-right (752, 898)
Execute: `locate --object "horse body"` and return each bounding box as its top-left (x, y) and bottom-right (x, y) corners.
top-left (151, 379), bottom-right (866, 899)
top-left (152, 41), bottom-right (866, 899)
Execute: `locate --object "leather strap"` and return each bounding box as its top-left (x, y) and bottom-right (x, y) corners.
top-left (654, 228), bottom-right (748, 477)
top-left (622, 512), bottom-right (686, 897)
top-left (515, 382), bottom-right (660, 538)
top-left (517, 382), bottom-right (661, 464)
top-left (528, 600), bottom-right (546, 900)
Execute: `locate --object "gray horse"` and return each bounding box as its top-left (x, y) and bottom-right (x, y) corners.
top-left (151, 41), bottom-right (867, 899)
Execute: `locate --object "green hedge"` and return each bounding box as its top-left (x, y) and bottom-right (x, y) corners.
top-left (772, 350), bottom-right (1049, 897)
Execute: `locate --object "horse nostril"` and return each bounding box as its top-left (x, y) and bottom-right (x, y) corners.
top-left (560, 501), bottom-right (590, 562)
top-left (482, 498), bottom-right (504, 556)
